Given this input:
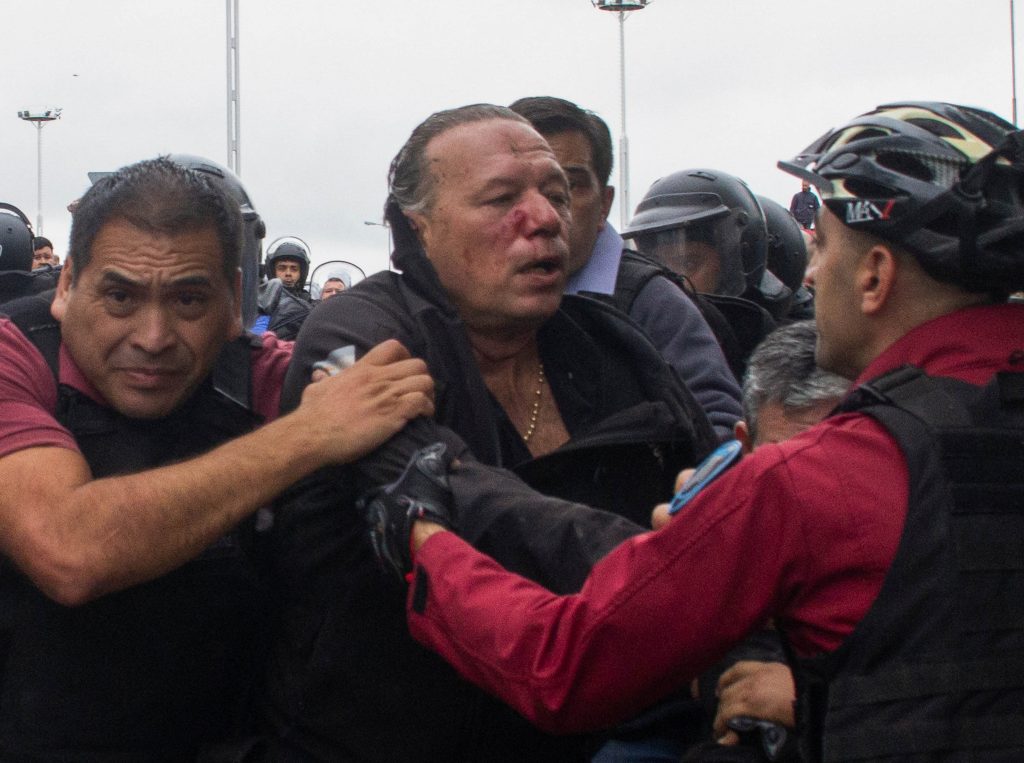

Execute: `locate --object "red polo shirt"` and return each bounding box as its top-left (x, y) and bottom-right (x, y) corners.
top-left (0, 317), bottom-right (291, 459)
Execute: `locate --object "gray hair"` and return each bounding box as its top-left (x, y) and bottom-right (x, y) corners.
top-left (387, 103), bottom-right (530, 218)
top-left (742, 320), bottom-right (850, 442)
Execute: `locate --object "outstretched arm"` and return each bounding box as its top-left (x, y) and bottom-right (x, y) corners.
top-left (0, 339), bottom-right (433, 605)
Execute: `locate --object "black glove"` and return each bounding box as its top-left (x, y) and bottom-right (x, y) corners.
top-left (361, 442), bottom-right (455, 579)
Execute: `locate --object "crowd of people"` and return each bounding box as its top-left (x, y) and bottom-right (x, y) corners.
top-left (0, 96), bottom-right (1021, 763)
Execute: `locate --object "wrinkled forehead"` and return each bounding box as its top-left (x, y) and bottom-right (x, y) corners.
top-left (425, 118), bottom-right (560, 182)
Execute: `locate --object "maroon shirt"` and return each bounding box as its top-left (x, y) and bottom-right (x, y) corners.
top-left (408, 303), bottom-right (1024, 734)
top-left (0, 317), bottom-right (291, 459)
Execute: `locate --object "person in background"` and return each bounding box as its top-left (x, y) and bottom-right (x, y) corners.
top-left (700, 320), bottom-right (849, 759)
top-left (265, 239), bottom-right (312, 301)
top-left (253, 239), bottom-right (315, 340)
top-left (320, 274), bottom-right (349, 300)
top-left (789, 180), bottom-right (820, 229)
top-left (31, 236), bottom-right (59, 269)
top-left (509, 96), bottom-right (743, 439)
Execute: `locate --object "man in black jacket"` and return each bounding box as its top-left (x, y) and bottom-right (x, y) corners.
top-left (262, 104), bottom-right (716, 761)
top-left (789, 180), bottom-right (820, 229)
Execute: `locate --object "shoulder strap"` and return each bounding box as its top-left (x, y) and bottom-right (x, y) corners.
top-left (610, 249), bottom-right (672, 314)
top-left (2, 294), bottom-right (61, 379)
top-left (212, 333), bottom-right (261, 412)
top-left (838, 365), bottom-right (974, 428)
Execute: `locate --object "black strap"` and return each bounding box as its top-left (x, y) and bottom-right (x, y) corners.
top-left (3, 294), bottom-right (61, 378)
top-left (840, 364), bottom-right (974, 428)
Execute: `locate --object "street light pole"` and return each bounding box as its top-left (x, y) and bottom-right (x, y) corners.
top-left (226, 0), bottom-right (241, 174)
top-left (1012, 0), bottom-right (1018, 125)
top-left (17, 108), bottom-right (62, 234)
top-left (592, 0), bottom-right (650, 228)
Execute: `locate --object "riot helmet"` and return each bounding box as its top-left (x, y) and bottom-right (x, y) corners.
top-left (309, 260), bottom-right (366, 300)
top-left (265, 237), bottom-right (311, 291)
top-left (778, 102), bottom-right (1024, 294)
top-left (759, 195), bottom-right (815, 319)
top-left (758, 195), bottom-right (808, 295)
top-left (624, 169), bottom-right (768, 297)
top-left (0, 203), bottom-right (34, 272)
top-left (167, 154), bottom-right (266, 326)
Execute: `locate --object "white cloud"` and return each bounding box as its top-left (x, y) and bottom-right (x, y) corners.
top-left (4, 0), bottom-right (1016, 276)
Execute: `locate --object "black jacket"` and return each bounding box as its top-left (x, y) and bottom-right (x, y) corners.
top-left (263, 242), bottom-right (716, 761)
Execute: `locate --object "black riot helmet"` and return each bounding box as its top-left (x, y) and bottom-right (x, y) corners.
top-left (265, 237), bottom-right (311, 290)
top-left (778, 102), bottom-right (1024, 295)
top-left (624, 169), bottom-right (769, 297)
top-left (167, 154), bottom-right (266, 326)
top-left (758, 195), bottom-right (808, 295)
top-left (759, 195), bottom-right (815, 319)
top-left (0, 203), bottom-right (34, 272)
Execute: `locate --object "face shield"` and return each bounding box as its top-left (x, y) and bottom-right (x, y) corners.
top-left (309, 260), bottom-right (366, 300)
top-left (631, 213), bottom-right (747, 297)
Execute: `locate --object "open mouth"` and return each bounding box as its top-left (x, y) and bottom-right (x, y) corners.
top-left (521, 257), bottom-right (563, 276)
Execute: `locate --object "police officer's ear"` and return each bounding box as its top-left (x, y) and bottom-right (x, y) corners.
top-left (734, 420), bottom-right (754, 454)
top-left (50, 259), bottom-right (75, 323)
top-left (857, 244), bottom-right (899, 317)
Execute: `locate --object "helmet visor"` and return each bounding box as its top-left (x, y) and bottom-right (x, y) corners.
top-left (632, 217), bottom-right (746, 296)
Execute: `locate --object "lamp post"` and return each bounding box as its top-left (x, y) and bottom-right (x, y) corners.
top-left (1012, 0), bottom-right (1018, 125)
top-left (226, 0), bottom-right (241, 173)
top-left (592, 0), bottom-right (650, 228)
top-left (17, 108), bottom-right (62, 234)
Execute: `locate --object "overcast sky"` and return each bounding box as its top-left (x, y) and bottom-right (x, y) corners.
top-left (5, 0), bottom-right (1016, 277)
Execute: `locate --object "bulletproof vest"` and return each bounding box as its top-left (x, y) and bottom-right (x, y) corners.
top-left (0, 295), bottom-right (269, 761)
top-left (597, 249), bottom-right (774, 381)
top-left (791, 364), bottom-right (1024, 762)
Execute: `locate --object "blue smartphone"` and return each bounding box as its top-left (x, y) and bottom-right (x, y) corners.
top-left (667, 439), bottom-right (743, 515)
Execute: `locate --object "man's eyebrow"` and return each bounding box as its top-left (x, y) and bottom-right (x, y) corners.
top-left (97, 271), bottom-right (216, 290)
top-left (97, 271), bottom-right (144, 289)
top-left (168, 275), bottom-right (215, 290)
top-left (478, 176), bottom-right (518, 191)
top-left (472, 177), bottom-right (520, 198)
top-left (562, 166), bottom-right (594, 183)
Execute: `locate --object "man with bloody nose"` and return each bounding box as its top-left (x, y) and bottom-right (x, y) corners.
top-left (262, 104), bottom-right (716, 760)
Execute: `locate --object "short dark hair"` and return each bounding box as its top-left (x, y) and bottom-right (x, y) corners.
top-left (742, 320), bottom-right (850, 442)
top-left (33, 236), bottom-right (53, 251)
top-left (509, 96), bottom-right (614, 188)
top-left (68, 156), bottom-right (243, 284)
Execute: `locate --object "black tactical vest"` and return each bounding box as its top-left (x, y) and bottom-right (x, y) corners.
top-left (792, 364), bottom-right (1024, 762)
top-left (0, 295), bottom-right (269, 761)
top-left (587, 248), bottom-right (775, 381)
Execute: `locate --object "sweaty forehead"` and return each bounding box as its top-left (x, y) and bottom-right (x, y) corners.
top-left (84, 218), bottom-right (227, 281)
top-left (426, 119), bottom-right (556, 173)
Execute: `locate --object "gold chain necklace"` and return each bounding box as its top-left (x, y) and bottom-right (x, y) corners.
top-left (521, 362), bottom-right (546, 443)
